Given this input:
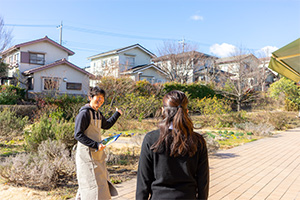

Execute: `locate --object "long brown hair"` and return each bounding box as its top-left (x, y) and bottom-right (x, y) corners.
top-left (151, 90), bottom-right (203, 157)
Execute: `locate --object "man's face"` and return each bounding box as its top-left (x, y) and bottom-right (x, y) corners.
top-left (89, 94), bottom-right (105, 110)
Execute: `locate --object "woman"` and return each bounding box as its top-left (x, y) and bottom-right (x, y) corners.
top-left (74, 86), bottom-right (122, 200)
top-left (136, 90), bottom-right (209, 200)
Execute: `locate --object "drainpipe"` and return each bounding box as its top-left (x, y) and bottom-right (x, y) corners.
top-left (137, 72), bottom-right (143, 81)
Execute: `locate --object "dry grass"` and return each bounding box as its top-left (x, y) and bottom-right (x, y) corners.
top-left (103, 118), bottom-right (158, 136)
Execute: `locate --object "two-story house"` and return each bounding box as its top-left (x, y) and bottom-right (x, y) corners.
top-left (258, 57), bottom-right (278, 91)
top-left (152, 51), bottom-right (216, 83)
top-left (216, 54), bottom-right (260, 74)
top-left (0, 36), bottom-right (93, 96)
top-left (86, 44), bottom-right (169, 86)
top-left (215, 54), bottom-right (266, 90)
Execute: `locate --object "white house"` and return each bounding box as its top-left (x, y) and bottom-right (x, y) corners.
top-left (258, 57), bottom-right (278, 90)
top-left (216, 54), bottom-right (261, 75)
top-left (215, 54), bottom-right (276, 91)
top-left (120, 64), bottom-right (168, 83)
top-left (0, 36), bottom-right (93, 95)
top-left (152, 51), bottom-right (216, 83)
top-left (86, 44), bottom-right (169, 85)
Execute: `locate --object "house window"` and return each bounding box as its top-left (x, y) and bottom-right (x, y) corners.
top-left (102, 60), bottom-right (107, 67)
top-left (30, 53), bottom-right (45, 65)
top-left (110, 58), bottom-right (117, 65)
top-left (66, 82), bottom-right (82, 90)
top-left (14, 53), bottom-right (19, 63)
top-left (27, 77), bottom-right (34, 90)
top-left (125, 56), bottom-right (135, 67)
top-left (43, 78), bottom-right (59, 90)
top-left (8, 56), bottom-right (13, 64)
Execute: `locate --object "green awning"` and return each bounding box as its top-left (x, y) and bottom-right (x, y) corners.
top-left (268, 38), bottom-right (300, 83)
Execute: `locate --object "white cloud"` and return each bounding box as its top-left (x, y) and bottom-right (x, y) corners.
top-left (255, 46), bottom-right (278, 57)
top-left (190, 15), bottom-right (204, 21)
top-left (209, 43), bottom-right (237, 57)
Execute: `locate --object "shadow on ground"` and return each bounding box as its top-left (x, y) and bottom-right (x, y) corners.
top-left (210, 153), bottom-right (239, 159)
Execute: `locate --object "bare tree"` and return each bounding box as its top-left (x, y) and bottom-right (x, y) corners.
top-left (255, 49), bottom-right (276, 92)
top-left (0, 17), bottom-right (12, 52)
top-left (154, 40), bottom-right (213, 83)
top-left (0, 17), bottom-right (13, 80)
top-left (196, 58), bottom-right (223, 85)
top-left (215, 47), bottom-right (262, 111)
top-left (0, 62), bottom-right (8, 78)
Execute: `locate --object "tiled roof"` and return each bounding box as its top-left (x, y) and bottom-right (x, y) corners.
top-left (87, 44), bottom-right (156, 59)
top-left (121, 64), bottom-right (168, 76)
top-left (0, 36), bottom-right (75, 56)
top-left (23, 58), bottom-right (94, 78)
top-left (152, 51), bottom-right (216, 62)
top-left (216, 54), bottom-right (260, 64)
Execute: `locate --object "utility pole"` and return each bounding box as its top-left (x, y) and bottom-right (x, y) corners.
top-left (57, 21), bottom-right (63, 45)
top-left (178, 38), bottom-right (186, 52)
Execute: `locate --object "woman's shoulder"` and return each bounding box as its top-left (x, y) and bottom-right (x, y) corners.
top-left (193, 131), bottom-right (205, 138)
top-left (144, 129), bottom-right (160, 143)
top-left (193, 131), bottom-right (207, 148)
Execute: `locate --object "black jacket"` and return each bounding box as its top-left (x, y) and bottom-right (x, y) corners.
top-left (136, 130), bottom-right (209, 200)
top-left (74, 104), bottom-right (120, 150)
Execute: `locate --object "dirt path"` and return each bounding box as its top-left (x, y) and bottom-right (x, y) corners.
top-left (0, 184), bottom-right (60, 200)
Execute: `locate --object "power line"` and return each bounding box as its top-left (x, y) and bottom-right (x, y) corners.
top-left (3, 23), bottom-right (213, 47)
top-left (4, 24), bottom-right (56, 28)
top-left (64, 25), bottom-right (176, 41)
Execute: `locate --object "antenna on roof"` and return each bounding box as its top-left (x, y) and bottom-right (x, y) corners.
top-left (57, 21), bottom-right (63, 45)
top-left (178, 37), bottom-right (186, 52)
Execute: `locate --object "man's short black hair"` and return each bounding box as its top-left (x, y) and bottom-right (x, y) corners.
top-left (89, 86), bottom-right (106, 98)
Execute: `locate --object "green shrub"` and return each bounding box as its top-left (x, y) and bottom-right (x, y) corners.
top-left (43, 94), bottom-right (87, 121)
top-left (0, 105), bottom-right (38, 119)
top-left (53, 119), bottom-right (76, 151)
top-left (25, 114), bottom-right (75, 152)
top-left (25, 114), bottom-right (55, 151)
top-left (120, 93), bottom-right (161, 120)
top-left (163, 82), bottom-right (216, 99)
top-left (135, 79), bottom-right (163, 97)
top-left (95, 78), bottom-right (221, 120)
top-left (284, 98), bottom-right (299, 111)
top-left (189, 96), bottom-right (232, 115)
top-left (0, 108), bottom-right (28, 138)
top-left (0, 85), bottom-right (25, 105)
top-left (268, 77), bottom-right (300, 111)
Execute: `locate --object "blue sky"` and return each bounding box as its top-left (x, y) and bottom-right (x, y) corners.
top-left (1, 0), bottom-right (300, 67)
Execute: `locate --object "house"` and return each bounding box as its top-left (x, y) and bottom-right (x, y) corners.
top-left (120, 64), bottom-right (168, 83)
top-left (0, 36), bottom-right (93, 96)
top-left (195, 66), bottom-right (234, 84)
top-left (258, 57), bottom-right (278, 91)
top-left (215, 54), bottom-right (275, 91)
top-left (152, 51), bottom-right (216, 83)
top-left (86, 44), bottom-right (169, 85)
top-left (216, 54), bottom-right (261, 75)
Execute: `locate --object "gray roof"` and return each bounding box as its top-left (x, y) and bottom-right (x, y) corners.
top-left (121, 64), bottom-right (168, 76)
top-left (87, 44), bottom-right (156, 60)
top-left (152, 51), bottom-right (216, 62)
top-left (216, 54), bottom-right (260, 64)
